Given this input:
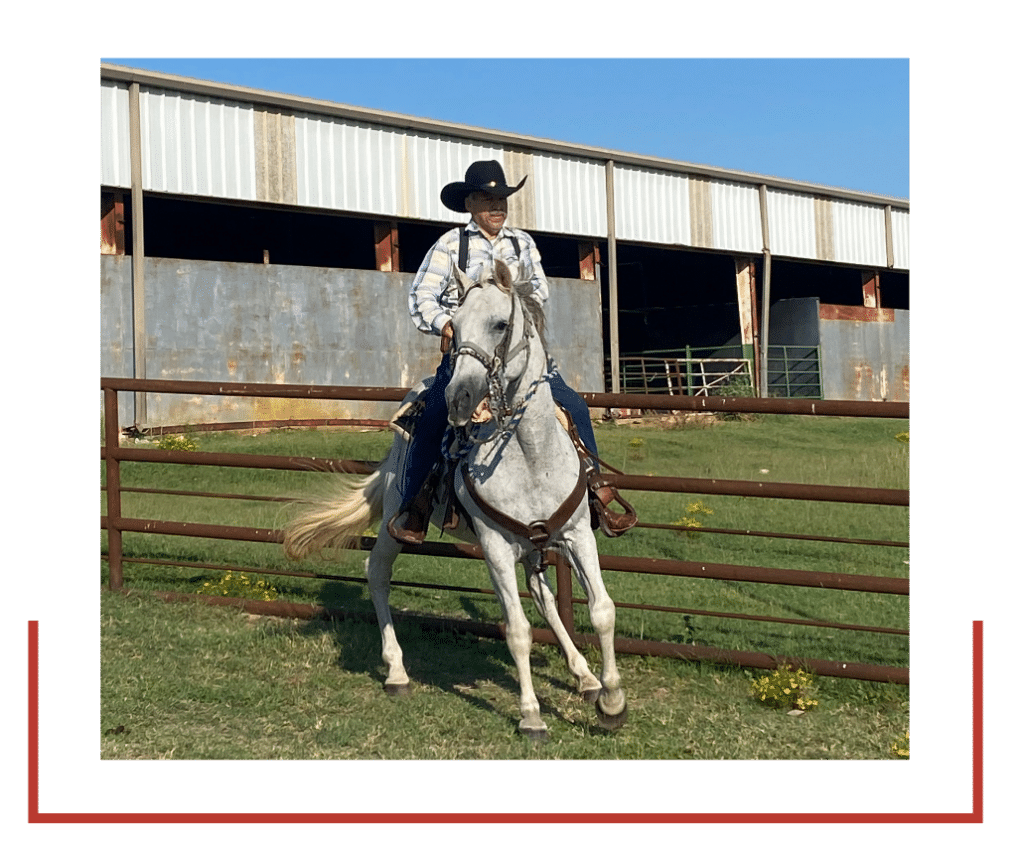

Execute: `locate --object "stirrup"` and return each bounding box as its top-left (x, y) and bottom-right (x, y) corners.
top-left (387, 506), bottom-right (427, 545)
top-left (589, 477), bottom-right (638, 538)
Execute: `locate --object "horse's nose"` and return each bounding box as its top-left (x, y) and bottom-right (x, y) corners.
top-left (446, 385), bottom-right (474, 427)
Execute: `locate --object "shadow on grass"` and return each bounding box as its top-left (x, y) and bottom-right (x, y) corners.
top-left (306, 581), bottom-right (610, 736)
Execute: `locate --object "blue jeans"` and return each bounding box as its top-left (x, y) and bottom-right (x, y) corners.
top-left (399, 357), bottom-right (598, 502)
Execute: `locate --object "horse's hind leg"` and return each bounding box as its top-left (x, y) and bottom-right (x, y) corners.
top-left (365, 531), bottom-right (410, 695)
top-left (523, 556), bottom-right (602, 701)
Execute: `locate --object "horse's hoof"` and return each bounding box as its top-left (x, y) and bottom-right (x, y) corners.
top-left (595, 700), bottom-right (628, 731)
top-left (384, 682), bottom-right (412, 697)
top-left (519, 726), bottom-right (549, 743)
top-left (581, 687), bottom-right (602, 704)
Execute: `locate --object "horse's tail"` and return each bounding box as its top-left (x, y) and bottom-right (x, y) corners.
top-left (282, 466), bottom-right (387, 560)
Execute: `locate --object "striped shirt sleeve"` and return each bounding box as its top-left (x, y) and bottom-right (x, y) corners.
top-left (408, 229), bottom-right (460, 335)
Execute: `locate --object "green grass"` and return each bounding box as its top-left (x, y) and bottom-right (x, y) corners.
top-left (101, 591), bottom-right (909, 760)
top-left (101, 415), bottom-right (909, 758)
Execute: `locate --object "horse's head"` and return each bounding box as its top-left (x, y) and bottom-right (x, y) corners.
top-left (446, 260), bottom-right (543, 428)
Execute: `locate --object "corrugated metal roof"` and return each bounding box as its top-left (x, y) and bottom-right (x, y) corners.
top-left (613, 165), bottom-right (690, 246)
top-left (100, 64), bottom-right (909, 271)
top-left (890, 209), bottom-right (910, 270)
top-left (531, 152), bottom-right (606, 238)
top-left (831, 199), bottom-right (888, 267)
top-left (100, 64), bottom-right (907, 207)
top-left (100, 81), bottom-right (130, 188)
top-left (140, 87), bottom-right (257, 200)
top-left (766, 190), bottom-right (817, 260)
top-left (710, 180), bottom-right (762, 254)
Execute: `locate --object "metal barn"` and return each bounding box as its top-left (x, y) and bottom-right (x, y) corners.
top-left (100, 63), bottom-right (909, 427)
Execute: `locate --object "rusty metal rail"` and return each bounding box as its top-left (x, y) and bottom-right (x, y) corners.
top-left (101, 377), bottom-right (909, 684)
top-left (101, 376), bottom-right (909, 418)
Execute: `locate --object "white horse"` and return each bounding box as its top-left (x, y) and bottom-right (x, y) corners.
top-left (283, 260), bottom-right (626, 738)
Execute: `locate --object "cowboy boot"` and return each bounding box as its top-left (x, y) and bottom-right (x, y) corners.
top-left (387, 469), bottom-right (442, 545)
top-left (588, 474), bottom-right (638, 537)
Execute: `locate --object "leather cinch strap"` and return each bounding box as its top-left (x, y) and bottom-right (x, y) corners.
top-left (461, 454), bottom-right (589, 552)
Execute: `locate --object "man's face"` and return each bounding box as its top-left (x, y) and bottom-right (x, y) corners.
top-left (465, 191), bottom-right (508, 238)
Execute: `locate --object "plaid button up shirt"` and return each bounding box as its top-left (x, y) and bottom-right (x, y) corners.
top-left (408, 221), bottom-right (549, 335)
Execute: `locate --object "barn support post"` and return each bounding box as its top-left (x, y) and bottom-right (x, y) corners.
top-left (100, 191), bottom-right (125, 255)
top-left (734, 258), bottom-right (760, 394)
top-left (605, 160), bottom-right (621, 394)
top-left (128, 82), bottom-right (147, 426)
top-left (578, 241), bottom-right (598, 281)
top-left (374, 220), bottom-right (400, 272)
top-left (758, 185), bottom-right (773, 398)
top-left (862, 271), bottom-right (881, 308)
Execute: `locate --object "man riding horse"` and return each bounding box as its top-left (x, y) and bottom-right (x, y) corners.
top-left (387, 160), bottom-right (636, 545)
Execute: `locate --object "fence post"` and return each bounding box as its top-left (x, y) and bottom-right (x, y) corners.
top-left (103, 387), bottom-right (124, 591)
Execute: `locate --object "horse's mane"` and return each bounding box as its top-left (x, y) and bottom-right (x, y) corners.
top-left (513, 279), bottom-right (547, 348)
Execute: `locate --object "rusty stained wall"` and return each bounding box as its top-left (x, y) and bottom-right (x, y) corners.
top-left (100, 256), bottom-right (603, 428)
top-left (818, 305), bottom-right (909, 403)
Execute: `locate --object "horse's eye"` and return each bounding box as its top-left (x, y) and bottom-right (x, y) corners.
top-left (494, 320), bottom-right (508, 333)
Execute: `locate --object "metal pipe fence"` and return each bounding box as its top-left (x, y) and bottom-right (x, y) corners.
top-left (101, 377), bottom-right (909, 684)
top-left (610, 345), bottom-right (824, 399)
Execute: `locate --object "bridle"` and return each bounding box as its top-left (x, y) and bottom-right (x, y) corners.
top-left (450, 280), bottom-right (540, 435)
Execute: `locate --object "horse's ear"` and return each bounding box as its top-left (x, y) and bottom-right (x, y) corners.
top-left (453, 264), bottom-right (473, 301)
top-left (494, 259), bottom-right (513, 294)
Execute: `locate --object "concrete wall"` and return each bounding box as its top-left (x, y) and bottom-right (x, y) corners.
top-left (101, 255), bottom-right (604, 427)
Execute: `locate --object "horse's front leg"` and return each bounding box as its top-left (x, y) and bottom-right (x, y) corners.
top-left (483, 538), bottom-right (547, 739)
top-left (523, 553), bottom-right (602, 701)
top-left (565, 530), bottom-right (627, 729)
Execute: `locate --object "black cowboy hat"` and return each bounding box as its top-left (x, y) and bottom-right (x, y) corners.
top-left (440, 160), bottom-right (528, 212)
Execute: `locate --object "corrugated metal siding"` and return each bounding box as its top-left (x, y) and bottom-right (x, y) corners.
top-left (140, 87), bottom-right (257, 200)
top-left (402, 133), bottom-right (505, 223)
top-left (613, 165), bottom-right (691, 245)
top-left (766, 189), bottom-right (817, 260)
top-left (531, 152), bottom-right (606, 237)
top-left (831, 198), bottom-right (888, 267)
top-left (890, 208), bottom-right (909, 270)
top-left (710, 180), bottom-right (762, 253)
top-left (294, 113), bottom-right (403, 214)
top-left (100, 81), bottom-right (130, 188)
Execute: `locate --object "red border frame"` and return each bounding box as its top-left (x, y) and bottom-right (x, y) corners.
top-left (28, 620), bottom-right (982, 824)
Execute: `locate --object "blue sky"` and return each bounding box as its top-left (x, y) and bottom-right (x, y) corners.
top-left (102, 58), bottom-right (908, 200)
